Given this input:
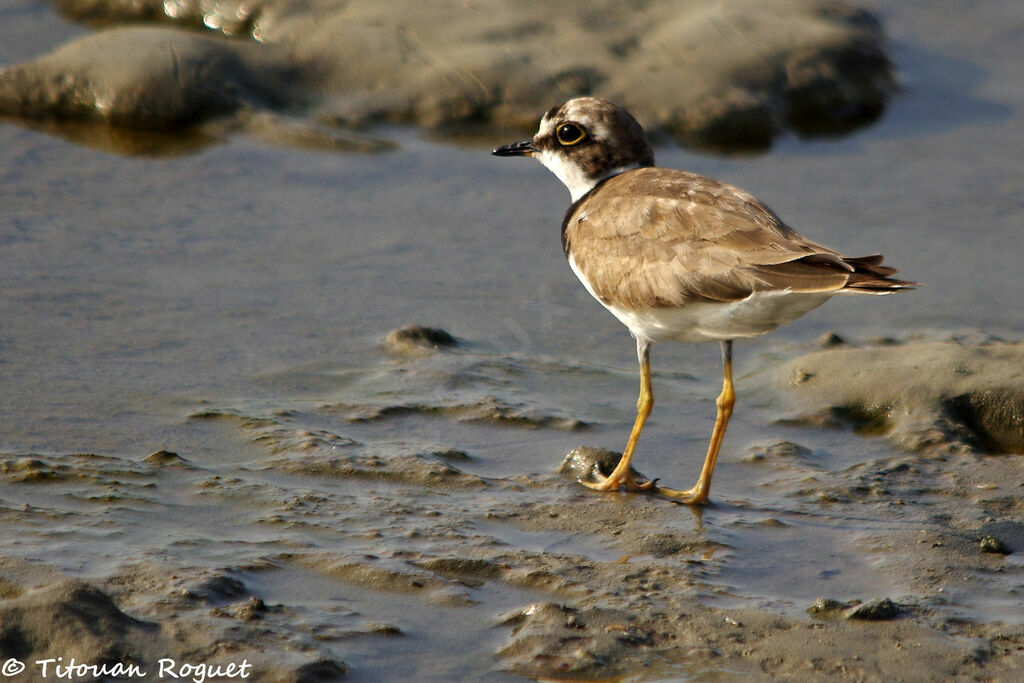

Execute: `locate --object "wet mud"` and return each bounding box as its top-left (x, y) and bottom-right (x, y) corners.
top-left (2, 332), bottom-right (1022, 680)
top-left (2, 0), bottom-right (894, 150)
top-left (2, 0), bottom-right (1023, 680)
top-left (766, 340), bottom-right (1024, 456)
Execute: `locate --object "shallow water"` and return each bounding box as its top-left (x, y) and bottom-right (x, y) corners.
top-left (2, 0), bottom-right (1023, 679)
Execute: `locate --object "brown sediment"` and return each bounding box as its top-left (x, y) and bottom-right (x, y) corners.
top-left (1, 0), bottom-right (895, 151)
top-left (765, 341), bottom-right (1024, 455)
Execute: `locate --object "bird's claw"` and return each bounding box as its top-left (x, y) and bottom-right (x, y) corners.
top-left (577, 474), bottom-right (657, 493)
top-left (654, 484), bottom-right (709, 505)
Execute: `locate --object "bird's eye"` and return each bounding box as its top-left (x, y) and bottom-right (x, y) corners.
top-left (556, 123), bottom-right (586, 146)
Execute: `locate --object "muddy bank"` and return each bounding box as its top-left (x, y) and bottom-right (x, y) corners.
top-left (763, 340), bottom-right (1024, 456)
top-left (0, 26), bottom-right (302, 129)
top-left (0, 560), bottom-right (348, 682)
top-left (4, 330), bottom-right (1023, 680)
top-left (2, 0), bottom-right (1023, 675)
top-left (2, 443), bottom-right (1022, 680)
top-left (1, 0), bottom-right (895, 149)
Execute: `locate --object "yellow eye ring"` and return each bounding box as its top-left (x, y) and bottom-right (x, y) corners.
top-left (556, 123), bottom-right (586, 146)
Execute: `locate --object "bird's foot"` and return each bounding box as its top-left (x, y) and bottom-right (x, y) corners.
top-left (653, 483), bottom-right (709, 505)
top-left (579, 472), bottom-right (657, 493)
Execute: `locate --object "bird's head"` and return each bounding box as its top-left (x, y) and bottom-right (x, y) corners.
top-left (493, 97), bottom-right (655, 202)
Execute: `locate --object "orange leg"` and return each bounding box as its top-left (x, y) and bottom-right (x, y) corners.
top-left (581, 339), bottom-right (656, 492)
top-left (659, 340), bottom-right (734, 504)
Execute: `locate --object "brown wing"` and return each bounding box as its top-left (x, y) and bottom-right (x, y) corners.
top-left (563, 168), bottom-right (914, 309)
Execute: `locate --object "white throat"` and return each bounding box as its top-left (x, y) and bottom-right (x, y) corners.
top-left (536, 149), bottom-right (636, 202)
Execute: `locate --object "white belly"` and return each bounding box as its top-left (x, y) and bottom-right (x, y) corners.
top-left (568, 254), bottom-right (833, 343)
top-left (604, 290), bottom-right (833, 343)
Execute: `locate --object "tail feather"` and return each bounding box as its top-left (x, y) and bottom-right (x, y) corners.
top-left (844, 254), bottom-right (886, 268)
top-left (842, 254), bottom-right (919, 294)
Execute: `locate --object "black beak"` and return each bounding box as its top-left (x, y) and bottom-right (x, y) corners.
top-left (492, 139), bottom-right (537, 157)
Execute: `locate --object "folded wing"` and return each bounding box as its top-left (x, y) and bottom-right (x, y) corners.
top-left (564, 168), bottom-right (917, 309)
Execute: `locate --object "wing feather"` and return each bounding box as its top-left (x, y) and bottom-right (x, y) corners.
top-left (564, 168), bottom-right (915, 309)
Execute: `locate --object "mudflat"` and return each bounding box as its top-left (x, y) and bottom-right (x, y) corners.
top-left (1, 0), bottom-right (1021, 680)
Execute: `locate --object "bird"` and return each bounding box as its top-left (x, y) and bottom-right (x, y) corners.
top-left (493, 97), bottom-right (916, 504)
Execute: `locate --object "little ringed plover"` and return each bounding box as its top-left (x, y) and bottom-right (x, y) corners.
top-left (493, 96), bottom-right (916, 504)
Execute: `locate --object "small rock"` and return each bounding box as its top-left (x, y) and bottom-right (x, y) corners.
top-left (818, 332), bottom-right (847, 348)
top-left (808, 597), bottom-right (848, 615)
top-left (845, 598), bottom-right (901, 621)
top-left (369, 623), bottom-right (404, 636)
top-left (236, 597), bottom-right (266, 620)
top-left (142, 450), bottom-right (191, 466)
top-left (979, 521), bottom-right (1024, 553)
top-left (293, 658), bottom-right (347, 682)
top-left (382, 324), bottom-right (458, 353)
top-left (979, 535), bottom-right (1011, 555)
top-left (558, 447), bottom-right (649, 485)
top-left (430, 447), bottom-right (472, 462)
